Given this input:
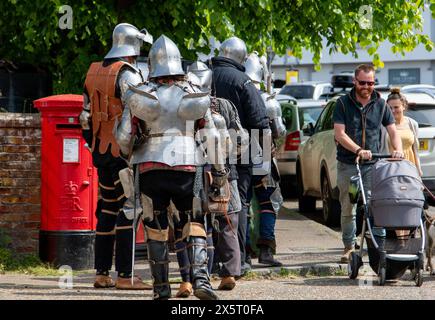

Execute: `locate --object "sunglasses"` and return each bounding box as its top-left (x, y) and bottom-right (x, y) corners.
top-left (355, 78), bottom-right (375, 86)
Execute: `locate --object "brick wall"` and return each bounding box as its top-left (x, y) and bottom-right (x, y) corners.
top-left (0, 113), bottom-right (41, 254)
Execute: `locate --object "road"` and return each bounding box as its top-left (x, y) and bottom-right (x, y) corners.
top-left (0, 199), bottom-right (434, 300)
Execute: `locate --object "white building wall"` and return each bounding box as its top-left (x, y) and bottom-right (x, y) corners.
top-left (272, 9), bottom-right (435, 86)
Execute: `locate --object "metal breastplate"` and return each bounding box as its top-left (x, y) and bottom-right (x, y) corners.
top-left (126, 82), bottom-right (210, 166)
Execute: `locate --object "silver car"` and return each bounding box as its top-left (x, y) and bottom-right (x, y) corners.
top-left (279, 82), bottom-right (333, 100)
top-left (400, 92), bottom-right (435, 199)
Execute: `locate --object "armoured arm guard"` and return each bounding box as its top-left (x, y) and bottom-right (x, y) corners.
top-left (79, 93), bottom-right (93, 148)
top-left (263, 93), bottom-right (286, 139)
top-left (79, 93), bottom-right (91, 130)
top-left (201, 108), bottom-right (226, 173)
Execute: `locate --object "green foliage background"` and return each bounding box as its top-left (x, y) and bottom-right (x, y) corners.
top-left (1, 0), bottom-right (434, 94)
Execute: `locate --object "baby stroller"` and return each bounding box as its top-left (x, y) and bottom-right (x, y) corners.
top-left (347, 154), bottom-right (426, 286)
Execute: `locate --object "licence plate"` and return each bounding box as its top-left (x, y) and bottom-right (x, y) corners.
top-left (419, 139), bottom-right (428, 151)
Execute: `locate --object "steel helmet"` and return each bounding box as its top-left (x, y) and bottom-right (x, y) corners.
top-left (104, 23), bottom-right (153, 59)
top-left (218, 36), bottom-right (247, 65)
top-left (148, 35), bottom-right (185, 79)
top-left (244, 52), bottom-right (264, 84)
top-left (187, 61), bottom-right (212, 89)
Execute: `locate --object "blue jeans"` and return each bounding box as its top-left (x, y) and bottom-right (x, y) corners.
top-left (336, 161), bottom-right (385, 248)
top-left (246, 175), bottom-right (280, 248)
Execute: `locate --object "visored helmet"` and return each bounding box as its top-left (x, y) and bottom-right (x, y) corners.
top-left (105, 23), bottom-right (153, 59)
top-left (187, 61), bottom-right (212, 89)
top-left (148, 35), bottom-right (185, 79)
top-left (218, 36), bottom-right (247, 65)
top-left (348, 175), bottom-right (361, 204)
top-left (244, 52), bottom-right (264, 84)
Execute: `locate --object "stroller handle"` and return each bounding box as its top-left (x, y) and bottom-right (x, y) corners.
top-left (371, 153), bottom-right (393, 159)
top-left (355, 153), bottom-right (393, 164)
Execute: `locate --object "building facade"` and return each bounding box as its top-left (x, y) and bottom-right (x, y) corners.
top-left (271, 9), bottom-right (435, 87)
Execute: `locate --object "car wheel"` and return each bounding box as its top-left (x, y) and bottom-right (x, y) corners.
top-left (297, 163), bottom-right (316, 213)
top-left (321, 175), bottom-right (341, 227)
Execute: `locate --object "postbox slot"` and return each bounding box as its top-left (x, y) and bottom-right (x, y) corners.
top-left (56, 124), bottom-right (82, 129)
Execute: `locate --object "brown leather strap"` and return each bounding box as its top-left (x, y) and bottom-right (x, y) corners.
top-left (84, 61), bottom-right (127, 157)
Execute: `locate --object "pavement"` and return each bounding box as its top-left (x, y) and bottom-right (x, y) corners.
top-left (1, 200), bottom-right (434, 300)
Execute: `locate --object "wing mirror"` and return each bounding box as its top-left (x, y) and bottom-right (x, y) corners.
top-left (302, 122), bottom-right (315, 136)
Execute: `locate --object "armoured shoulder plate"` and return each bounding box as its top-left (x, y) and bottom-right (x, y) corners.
top-left (118, 64), bottom-right (144, 99)
top-left (178, 90), bottom-right (211, 120)
top-left (261, 92), bottom-right (282, 118)
top-left (127, 81), bottom-right (212, 166)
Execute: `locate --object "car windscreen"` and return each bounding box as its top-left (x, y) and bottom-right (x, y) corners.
top-left (280, 85), bottom-right (315, 99)
top-left (298, 107), bottom-right (323, 129)
top-left (405, 104), bottom-right (435, 127)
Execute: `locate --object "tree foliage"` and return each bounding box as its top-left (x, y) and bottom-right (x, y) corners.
top-left (0, 0), bottom-right (434, 93)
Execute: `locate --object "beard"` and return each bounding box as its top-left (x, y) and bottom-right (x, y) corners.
top-left (355, 87), bottom-right (372, 100)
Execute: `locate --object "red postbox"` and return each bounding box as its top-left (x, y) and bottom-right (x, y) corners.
top-left (34, 94), bottom-right (98, 270)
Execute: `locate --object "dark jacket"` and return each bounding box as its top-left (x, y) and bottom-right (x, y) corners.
top-left (333, 88), bottom-right (394, 164)
top-left (211, 56), bottom-right (269, 131)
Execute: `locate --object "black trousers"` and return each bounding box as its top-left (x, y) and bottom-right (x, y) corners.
top-left (235, 165), bottom-right (253, 267)
top-left (139, 170), bottom-right (205, 231)
top-left (94, 164), bottom-right (133, 275)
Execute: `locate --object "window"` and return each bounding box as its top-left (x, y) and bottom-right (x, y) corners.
top-left (322, 85), bottom-right (333, 95)
top-left (315, 102), bottom-right (336, 132)
top-left (406, 104), bottom-right (435, 127)
top-left (280, 85), bottom-right (315, 99)
top-left (388, 68), bottom-right (420, 85)
top-left (298, 107), bottom-right (323, 129)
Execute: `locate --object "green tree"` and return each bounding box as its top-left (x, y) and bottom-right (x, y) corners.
top-left (0, 0), bottom-right (434, 93)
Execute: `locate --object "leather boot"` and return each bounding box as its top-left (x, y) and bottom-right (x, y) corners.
top-left (258, 245), bottom-right (282, 267)
top-left (147, 240), bottom-right (171, 300)
top-left (174, 237), bottom-right (192, 298)
top-left (187, 236), bottom-right (219, 300)
top-left (94, 275), bottom-right (115, 288)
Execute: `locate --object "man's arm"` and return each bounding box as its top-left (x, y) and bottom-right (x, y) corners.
top-left (334, 123), bottom-right (372, 159)
top-left (385, 123), bottom-right (404, 158)
top-left (241, 81), bottom-right (270, 130)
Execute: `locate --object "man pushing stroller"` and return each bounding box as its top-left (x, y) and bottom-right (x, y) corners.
top-left (332, 64), bottom-right (404, 264)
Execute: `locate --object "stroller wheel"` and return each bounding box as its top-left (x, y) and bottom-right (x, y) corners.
top-left (414, 269), bottom-right (423, 287)
top-left (348, 252), bottom-right (361, 279)
top-left (378, 267), bottom-right (386, 286)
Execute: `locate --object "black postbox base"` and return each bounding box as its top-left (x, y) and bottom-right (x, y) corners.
top-left (39, 230), bottom-right (95, 270)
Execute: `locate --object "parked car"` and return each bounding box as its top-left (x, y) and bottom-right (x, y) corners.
top-left (296, 92), bottom-right (435, 227)
top-left (276, 99), bottom-right (326, 197)
top-left (296, 97), bottom-right (341, 226)
top-left (401, 84), bottom-right (435, 99)
top-left (400, 92), bottom-right (435, 198)
top-left (275, 94), bottom-right (297, 104)
top-left (279, 82), bottom-right (333, 100)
